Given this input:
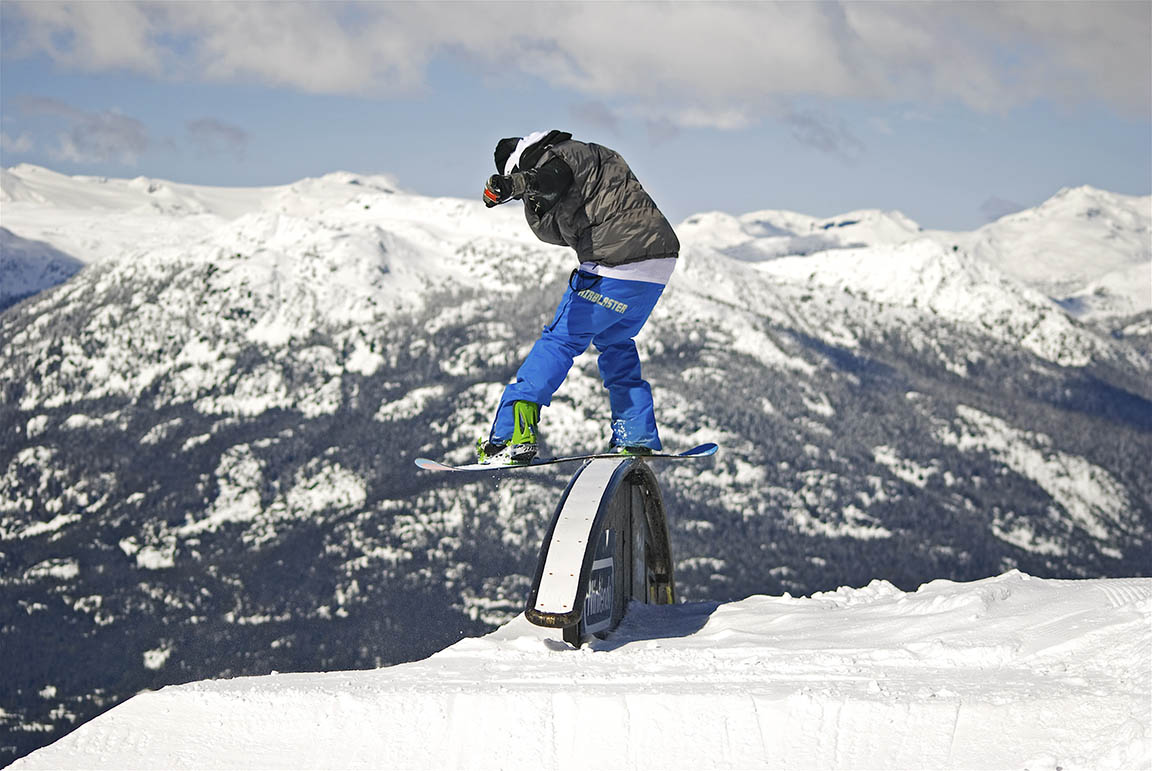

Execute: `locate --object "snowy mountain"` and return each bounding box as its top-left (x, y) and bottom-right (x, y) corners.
top-left (677, 207), bottom-right (924, 261)
top-left (675, 185), bottom-right (1151, 323)
top-left (13, 572), bottom-right (1152, 770)
top-left (950, 186), bottom-right (1152, 319)
top-left (1, 165), bottom-right (1150, 763)
top-left (0, 228), bottom-right (84, 311)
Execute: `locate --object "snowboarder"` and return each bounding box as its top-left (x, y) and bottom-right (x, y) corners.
top-left (479, 130), bottom-right (680, 464)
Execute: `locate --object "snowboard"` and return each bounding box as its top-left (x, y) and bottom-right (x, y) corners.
top-left (415, 442), bottom-right (717, 473)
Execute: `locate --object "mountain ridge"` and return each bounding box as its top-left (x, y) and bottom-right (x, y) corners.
top-left (3, 165), bottom-right (1149, 319)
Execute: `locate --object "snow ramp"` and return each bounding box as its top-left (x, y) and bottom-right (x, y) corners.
top-left (13, 572), bottom-right (1151, 770)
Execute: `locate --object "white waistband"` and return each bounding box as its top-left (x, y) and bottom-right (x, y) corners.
top-left (578, 258), bottom-right (677, 286)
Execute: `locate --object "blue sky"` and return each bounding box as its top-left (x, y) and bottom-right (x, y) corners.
top-left (2, 1), bottom-right (1149, 230)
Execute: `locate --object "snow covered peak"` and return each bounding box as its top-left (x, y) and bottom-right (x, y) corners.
top-left (5, 163), bottom-right (1146, 319)
top-left (946, 186), bottom-right (1151, 317)
top-left (746, 237), bottom-right (1129, 368)
top-left (4, 162), bottom-right (1148, 333)
top-left (673, 184), bottom-right (1149, 320)
top-left (0, 167), bottom-right (51, 204)
top-left (0, 163), bottom-right (550, 279)
top-left (1045, 183), bottom-right (1142, 210)
top-left (678, 207), bottom-right (923, 263)
top-left (315, 169), bottom-right (400, 191)
top-left (271, 170), bottom-right (403, 206)
top-left (762, 207), bottom-right (923, 245)
top-left (983, 185), bottom-right (1149, 237)
top-left (676, 211), bottom-right (754, 248)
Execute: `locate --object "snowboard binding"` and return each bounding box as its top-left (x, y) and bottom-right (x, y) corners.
top-left (477, 401), bottom-right (539, 465)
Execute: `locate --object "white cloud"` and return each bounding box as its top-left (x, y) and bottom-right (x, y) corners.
top-left (569, 101), bottom-right (621, 134)
top-left (783, 109), bottom-right (865, 163)
top-left (867, 117), bottom-right (894, 136)
top-left (169, 3), bottom-right (430, 94)
top-left (6, 2), bottom-right (165, 74)
top-left (19, 97), bottom-right (148, 164)
top-left (6, 1), bottom-right (1149, 130)
top-left (645, 118), bottom-right (680, 147)
top-left (1, 131), bottom-right (35, 155)
top-left (187, 118), bottom-right (248, 160)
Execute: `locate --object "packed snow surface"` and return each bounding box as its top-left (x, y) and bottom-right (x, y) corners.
top-left (15, 572), bottom-right (1151, 770)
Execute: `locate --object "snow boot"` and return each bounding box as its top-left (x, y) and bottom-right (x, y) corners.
top-left (478, 401), bottom-right (539, 464)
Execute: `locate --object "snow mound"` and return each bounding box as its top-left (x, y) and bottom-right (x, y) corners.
top-left (14, 572), bottom-right (1150, 770)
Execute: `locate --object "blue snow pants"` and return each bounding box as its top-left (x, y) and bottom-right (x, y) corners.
top-left (491, 270), bottom-right (666, 450)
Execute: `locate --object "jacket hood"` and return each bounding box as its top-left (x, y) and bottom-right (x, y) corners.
top-left (496, 130), bottom-right (573, 175)
top-left (516, 130), bottom-right (572, 173)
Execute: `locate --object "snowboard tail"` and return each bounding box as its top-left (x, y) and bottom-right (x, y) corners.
top-left (414, 443), bottom-right (717, 472)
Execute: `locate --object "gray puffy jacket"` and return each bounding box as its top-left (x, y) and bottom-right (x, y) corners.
top-left (523, 135), bottom-right (679, 267)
